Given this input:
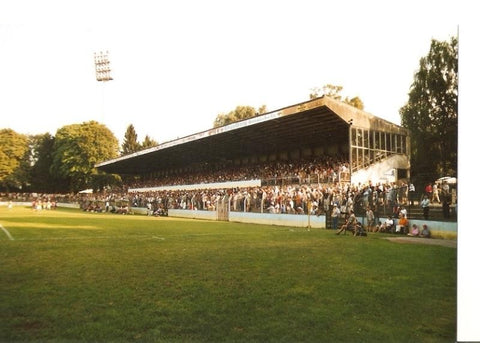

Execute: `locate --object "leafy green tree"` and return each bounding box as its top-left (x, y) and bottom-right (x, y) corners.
top-left (400, 36), bottom-right (458, 185)
top-left (141, 135), bottom-right (159, 149)
top-left (28, 133), bottom-right (70, 192)
top-left (310, 84), bottom-right (364, 109)
top-left (121, 124), bottom-right (142, 155)
top-left (0, 129), bottom-right (29, 191)
top-left (51, 121), bottom-right (119, 192)
top-left (213, 105), bottom-right (266, 128)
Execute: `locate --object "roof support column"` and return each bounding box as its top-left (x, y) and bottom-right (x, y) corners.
top-left (348, 122), bottom-right (353, 184)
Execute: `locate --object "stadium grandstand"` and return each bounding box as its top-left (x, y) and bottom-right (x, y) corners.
top-left (97, 96), bottom-right (410, 190)
top-left (93, 96), bottom-right (445, 227)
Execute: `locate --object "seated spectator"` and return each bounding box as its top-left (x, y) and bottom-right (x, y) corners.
top-left (407, 224), bottom-right (419, 237)
top-left (336, 210), bottom-right (356, 235)
top-left (376, 221), bottom-right (385, 233)
top-left (385, 216), bottom-right (394, 233)
top-left (395, 213), bottom-right (409, 234)
top-left (353, 221), bottom-right (367, 237)
top-left (419, 224), bottom-right (431, 238)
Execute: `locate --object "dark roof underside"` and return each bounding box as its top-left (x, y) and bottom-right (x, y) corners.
top-left (98, 104), bottom-right (350, 175)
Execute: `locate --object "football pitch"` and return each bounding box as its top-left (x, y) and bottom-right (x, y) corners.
top-left (1, 206), bottom-right (456, 342)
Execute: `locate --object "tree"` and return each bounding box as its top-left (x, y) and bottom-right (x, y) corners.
top-left (0, 129), bottom-right (29, 191)
top-left (257, 105), bottom-right (268, 115)
top-left (121, 124), bottom-right (141, 155)
top-left (28, 133), bottom-right (56, 192)
top-left (28, 133), bottom-right (71, 192)
top-left (213, 105), bottom-right (266, 128)
top-left (400, 36), bottom-right (458, 186)
top-left (344, 96), bottom-right (364, 110)
top-left (141, 135), bottom-right (159, 149)
top-left (51, 121), bottom-right (119, 192)
top-left (310, 84), bottom-right (364, 110)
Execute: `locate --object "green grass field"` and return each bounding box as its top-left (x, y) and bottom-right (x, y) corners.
top-left (1, 206), bottom-right (456, 342)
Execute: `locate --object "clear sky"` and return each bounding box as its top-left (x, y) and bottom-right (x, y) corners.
top-left (0, 0), bottom-right (470, 144)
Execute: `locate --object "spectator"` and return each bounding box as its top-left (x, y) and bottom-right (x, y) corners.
top-left (419, 224), bottom-right (431, 238)
top-left (421, 195), bottom-right (430, 220)
top-left (407, 224), bottom-right (419, 237)
top-left (425, 183), bottom-right (433, 201)
top-left (331, 203), bottom-right (341, 231)
top-left (441, 185), bottom-right (451, 219)
top-left (441, 181), bottom-right (450, 195)
top-left (385, 215), bottom-right (394, 233)
top-left (396, 213), bottom-right (408, 234)
top-left (398, 182), bottom-right (408, 205)
top-left (336, 209), bottom-right (356, 235)
top-left (376, 221), bottom-right (386, 233)
top-left (366, 206), bottom-right (375, 232)
top-left (432, 183), bottom-right (441, 204)
top-left (442, 194), bottom-right (450, 219)
top-left (408, 182), bottom-right (416, 206)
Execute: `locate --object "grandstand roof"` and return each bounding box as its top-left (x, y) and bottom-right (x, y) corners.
top-left (96, 96), bottom-right (407, 175)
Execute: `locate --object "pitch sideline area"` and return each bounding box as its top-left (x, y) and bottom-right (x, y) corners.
top-left (384, 236), bottom-right (457, 248)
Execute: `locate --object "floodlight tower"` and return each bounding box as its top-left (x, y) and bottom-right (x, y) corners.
top-left (94, 50), bottom-right (113, 82)
top-left (94, 51), bottom-right (113, 120)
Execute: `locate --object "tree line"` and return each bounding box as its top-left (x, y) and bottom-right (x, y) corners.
top-left (0, 36), bottom-right (457, 194)
top-left (0, 122), bottom-right (158, 193)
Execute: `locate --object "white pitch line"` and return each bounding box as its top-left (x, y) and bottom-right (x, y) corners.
top-left (0, 224), bottom-right (14, 240)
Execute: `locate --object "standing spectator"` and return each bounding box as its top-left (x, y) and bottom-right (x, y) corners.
top-left (425, 183), bottom-right (433, 201)
top-left (331, 203), bottom-right (341, 231)
top-left (398, 182), bottom-right (408, 205)
top-left (366, 206), bottom-right (375, 232)
top-left (421, 195), bottom-right (430, 220)
top-left (408, 182), bottom-right (416, 206)
top-left (432, 183), bottom-right (441, 203)
top-left (441, 181), bottom-right (450, 195)
top-left (442, 192), bottom-right (451, 219)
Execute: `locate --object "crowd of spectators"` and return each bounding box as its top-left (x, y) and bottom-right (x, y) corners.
top-left (128, 156), bottom-right (349, 189)
top-left (0, 192), bottom-right (79, 210)
top-left (1, 154), bottom-right (455, 226)
top-left (126, 180), bottom-right (414, 220)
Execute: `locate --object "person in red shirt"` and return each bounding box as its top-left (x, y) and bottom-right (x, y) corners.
top-left (425, 183), bottom-right (433, 200)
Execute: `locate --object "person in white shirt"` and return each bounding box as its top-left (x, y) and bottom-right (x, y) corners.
top-left (331, 203), bottom-right (341, 230)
